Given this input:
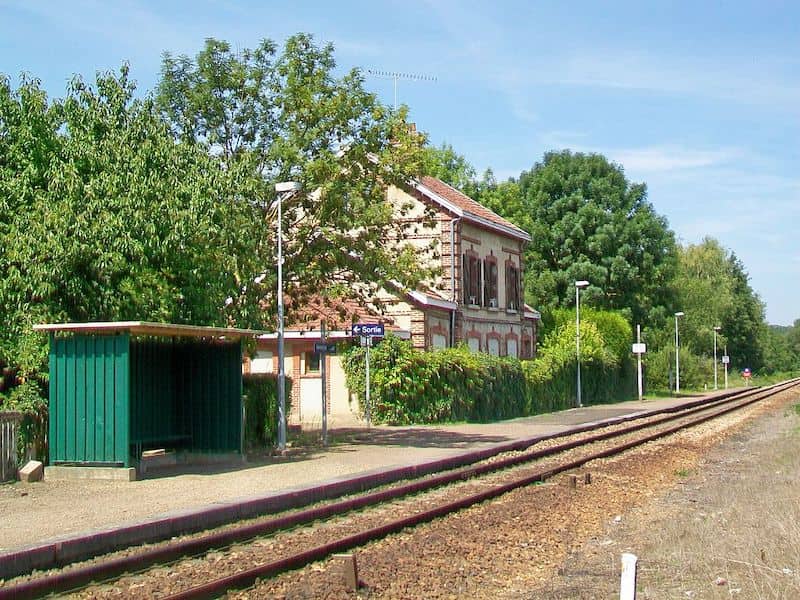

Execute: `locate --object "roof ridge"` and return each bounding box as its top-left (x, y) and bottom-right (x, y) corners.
top-left (418, 175), bottom-right (530, 240)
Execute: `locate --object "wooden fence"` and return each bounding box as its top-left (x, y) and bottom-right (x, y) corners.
top-left (1, 412), bottom-right (22, 482)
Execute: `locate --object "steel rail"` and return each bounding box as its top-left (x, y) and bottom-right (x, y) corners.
top-left (1, 380), bottom-right (796, 600)
top-left (162, 379), bottom-right (800, 600)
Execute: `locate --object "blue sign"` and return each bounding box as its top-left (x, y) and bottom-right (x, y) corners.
top-left (352, 323), bottom-right (384, 337)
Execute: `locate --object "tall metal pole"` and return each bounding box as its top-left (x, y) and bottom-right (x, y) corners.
top-left (365, 337), bottom-right (371, 427)
top-left (674, 314), bottom-right (681, 395)
top-left (637, 324), bottom-right (643, 401)
top-left (321, 322), bottom-right (328, 446)
top-left (277, 192), bottom-right (286, 451)
top-left (576, 285), bottom-right (582, 408)
top-left (724, 345), bottom-right (728, 389)
top-left (713, 328), bottom-right (719, 390)
top-left (274, 182), bottom-right (300, 452)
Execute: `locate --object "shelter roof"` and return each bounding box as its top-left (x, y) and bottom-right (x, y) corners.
top-left (33, 321), bottom-right (264, 339)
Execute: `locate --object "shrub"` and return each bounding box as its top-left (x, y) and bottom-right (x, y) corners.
top-left (242, 374), bottom-right (291, 448)
top-left (644, 347), bottom-right (713, 391)
top-left (342, 336), bottom-right (530, 425)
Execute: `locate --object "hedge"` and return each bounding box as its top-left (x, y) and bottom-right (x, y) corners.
top-left (342, 336), bottom-right (529, 424)
top-left (342, 330), bottom-right (636, 426)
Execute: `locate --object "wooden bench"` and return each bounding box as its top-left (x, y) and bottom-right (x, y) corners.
top-left (131, 434), bottom-right (191, 461)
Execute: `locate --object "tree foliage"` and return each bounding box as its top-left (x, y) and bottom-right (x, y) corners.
top-left (157, 35), bottom-right (432, 323)
top-left (0, 68), bottom-right (261, 388)
top-left (515, 151), bottom-right (677, 326)
top-left (669, 238), bottom-right (767, 371)
top-left (421, 142), bottom-right (479, 196)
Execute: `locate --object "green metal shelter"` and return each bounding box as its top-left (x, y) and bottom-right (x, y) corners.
top-left (34, 322), bottom-right (261, 468)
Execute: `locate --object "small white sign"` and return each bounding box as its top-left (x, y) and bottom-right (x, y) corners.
top-left (722, 355), bottom-right (730, 364)
top-left (632, 343), bottom-right (647, 354)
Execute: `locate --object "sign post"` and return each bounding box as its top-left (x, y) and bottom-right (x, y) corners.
top-left (722, 348), bottom-right (729, 389)
top-left (352, 324), bottom-right (385, 428)
top-left (313, 336), bottom-right (336, 445)
top-left (632, 325), bottom-right (647, 402)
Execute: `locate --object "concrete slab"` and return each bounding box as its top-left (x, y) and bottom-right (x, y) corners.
top-left (45, 466), bottom-right (137, 481)
top-left (18, 461), bottom-right (43, 483)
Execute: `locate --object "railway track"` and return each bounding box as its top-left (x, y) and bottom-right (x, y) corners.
top-left (2, 380), bottom-right (798, 599)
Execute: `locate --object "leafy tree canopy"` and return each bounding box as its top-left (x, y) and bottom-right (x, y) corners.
top-left (515, 150), bottom-right (677, 326)
top-left (157, 34), bottom-right (433, 322)
top-left (421, 142), bottom-right (478, 196)
top-left (669, 238), bottom-right (767, 371)
top-left (0, 67), bottom-right (260, 384)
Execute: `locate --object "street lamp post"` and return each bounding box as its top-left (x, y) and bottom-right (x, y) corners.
top-left (275, 181), bottom-right (301, 451)
top-left (575, 280), bottom-right (590, 408)
top-left (674, 311), bottom-right (685, 395)
top-left (713, 326), bottom-right (721, 390)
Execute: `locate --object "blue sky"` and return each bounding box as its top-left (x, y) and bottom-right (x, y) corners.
top-left (2, 1), bottom-right (798, 325)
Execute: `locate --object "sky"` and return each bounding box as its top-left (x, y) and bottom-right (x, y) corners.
top-left (1, 0), bottom-right (798, 325)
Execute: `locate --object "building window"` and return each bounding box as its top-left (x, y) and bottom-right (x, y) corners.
top-left (522, 338), bottom-right (533, 359)
top-left (506, 263), bottom-right (520, 311)
top-left (487, 337), bottom-right (500, 356)
top-left (432, 333), bottom-right (447, 349)
top-left (305, 351), bottom-right (321, 373)
top-left (467, 336), bottom-right (480, 352)
top-left (463, 253), bottom-right (481, 305)
top-left (507, 338), bottom-right (518, 358)
top-left (484, 259), bottom-right (498, 308)
top-left (250, 350), bottom-right (273, 374)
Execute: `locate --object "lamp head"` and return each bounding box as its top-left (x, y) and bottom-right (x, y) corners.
top-left (713, 326), bottom-right (722, 332)
top-left (575, 280), bottom-right (589, 289)
top-left (675, 311), bottom-right (685, 317)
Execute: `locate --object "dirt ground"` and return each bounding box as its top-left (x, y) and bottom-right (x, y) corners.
top-left (527, 389), bottom-right (800, 599)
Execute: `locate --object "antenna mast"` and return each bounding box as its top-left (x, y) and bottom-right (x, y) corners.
top-left (366, 69), bottom-right (437, 110)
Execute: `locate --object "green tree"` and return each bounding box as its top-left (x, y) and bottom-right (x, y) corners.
top-left (421, 142), bottom-right (478, 196)
top-left (515, 151), bottom-right (677, 326)
top-left (157, 35), bottom-right (432, 323)
top-left (669, 238), bottom-right (767, 371)
top-left (0, 67), bottom-right (260, 390)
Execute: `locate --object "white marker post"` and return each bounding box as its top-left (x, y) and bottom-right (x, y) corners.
top-left (632, 325), bottom-right (646, 402)
top-left (722, 348), bottom-right (729, 389)
top-left (620, 553), bottom-right (638, 600)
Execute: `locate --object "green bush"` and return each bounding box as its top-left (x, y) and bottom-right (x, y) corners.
top-left (242, 374), bottom-right (291, 448)
top-left (1, 379), bottom-right (49, 464)
top-left (342, 336), bottom-right (529, 425)
top-left (523, 317), bottom-right (635, 410)
top-left (341, 330), bottom-right (635, 426)
top-left (644, 346), bottom-right (712, 391)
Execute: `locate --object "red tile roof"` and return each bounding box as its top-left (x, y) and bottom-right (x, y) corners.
top-left (418, 176), bottom-right (531, 241)
top-left (288, 296), bottom-right (400, 332)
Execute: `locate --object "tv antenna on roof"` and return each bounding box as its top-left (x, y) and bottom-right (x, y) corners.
top-left (366, 69), bottom-right (437, 110)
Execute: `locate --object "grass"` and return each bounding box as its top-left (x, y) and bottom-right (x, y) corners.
top-left (632, 400), bottom-right (800, 598)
